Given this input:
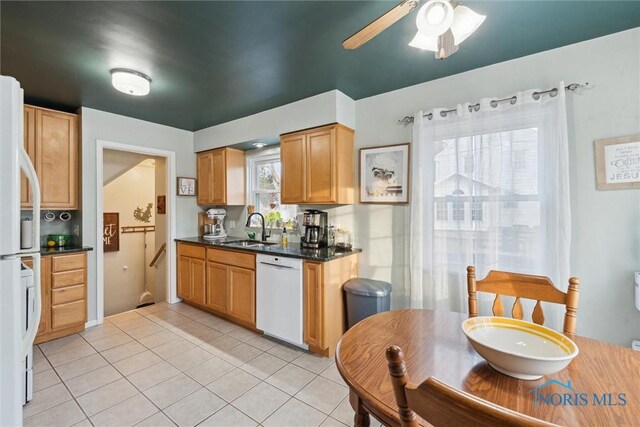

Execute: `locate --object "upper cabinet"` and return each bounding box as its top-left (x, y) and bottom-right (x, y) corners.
top-left (197, 147), bottom-right (245, 206)
top-left (280, 123), bottom-right (354, 205)
top-left (21, 105), bottom-right (79, 210)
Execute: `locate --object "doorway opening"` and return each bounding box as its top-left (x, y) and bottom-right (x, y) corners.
top-left (96, 140), bottom-right (177, 323)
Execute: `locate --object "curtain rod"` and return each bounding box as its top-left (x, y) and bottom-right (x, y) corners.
top-left (397, 82), bottom-right (590, 126)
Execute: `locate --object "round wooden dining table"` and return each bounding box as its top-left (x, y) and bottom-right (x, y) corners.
top-left (336, 309), bottom-right (640, 426)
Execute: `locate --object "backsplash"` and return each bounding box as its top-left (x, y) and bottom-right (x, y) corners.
top-left (21, 211), bottom-right (81, 247)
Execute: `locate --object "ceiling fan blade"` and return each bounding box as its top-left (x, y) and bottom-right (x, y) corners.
top-left (343, 0), bottom-right (419, 50)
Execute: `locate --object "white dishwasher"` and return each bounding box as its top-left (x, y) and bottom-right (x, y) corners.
top-left (256, 254), bottom-right (307, 349)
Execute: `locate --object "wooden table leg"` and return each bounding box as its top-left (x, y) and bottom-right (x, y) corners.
top-left (349, 389), bottom-right (370, 427)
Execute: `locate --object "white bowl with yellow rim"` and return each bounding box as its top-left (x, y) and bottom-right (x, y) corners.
top-left (462, 316), bottom-right (579, 380)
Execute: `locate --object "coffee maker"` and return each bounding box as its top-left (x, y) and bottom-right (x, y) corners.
top-left (301, 209), bottom-right (328, 249)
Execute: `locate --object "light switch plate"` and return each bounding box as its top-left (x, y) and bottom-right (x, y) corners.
top-left (229, 220), bottom-right (236, 229)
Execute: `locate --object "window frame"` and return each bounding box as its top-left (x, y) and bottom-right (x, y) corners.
top-left (245, 147), bottom-right (297, 229)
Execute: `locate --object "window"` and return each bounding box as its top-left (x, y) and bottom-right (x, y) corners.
top-left (471, 201), bottom-right (483, 221)
top-left (247, 149), bottom-right (297, 227)
top-left (435, 201), bottom-right (448, 220)
top-left (452, 200), bottom-right (465, 221)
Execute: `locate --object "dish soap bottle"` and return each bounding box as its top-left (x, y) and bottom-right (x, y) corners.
top-left (280, 227), bottom-right (288, 247)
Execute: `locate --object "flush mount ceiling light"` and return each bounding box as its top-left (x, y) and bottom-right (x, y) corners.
top-left (252, 143), bottom-right (267, 148)
top-left (411, 0), bottom-right (485, 59)
top-left (110, 68), bottom-right (151, 96)
top-left (342, 0), bottom-right (485, 60)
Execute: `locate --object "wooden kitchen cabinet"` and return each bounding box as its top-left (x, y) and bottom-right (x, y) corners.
top-left (228, 266), bottom-right (256, 325)
top-left (31, 252), bottom-right (88, 344)
top-left (177, 244), bottom-right (206, 305)
top-left (205, 262), bottom-right (228, 313)
top-left (280, 133), bottom-right (306, 203)
top-left (303, 261), bottom-right (324, 349)
top-left (280, 123), bottom-right (354, 205)
top-left (196, 147), bottom-right (245, 206)
top-left (20, 106), bottom-right (36, 207)
top-left (177, 243), bottom-right (257, 328)
top-left (21, 105), bottom-right (79, 210)
top-left (303, 255), bottom-right (359, 357)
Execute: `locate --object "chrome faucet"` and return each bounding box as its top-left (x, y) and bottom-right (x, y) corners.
top-left (245, 212), bottom-right (271, 241)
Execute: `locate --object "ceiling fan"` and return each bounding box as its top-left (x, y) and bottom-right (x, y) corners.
top-left (343, 0), bottom-right (486, 59)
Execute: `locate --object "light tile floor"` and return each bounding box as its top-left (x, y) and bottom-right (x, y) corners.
top-left (23, 302), bottom-right (382, 427)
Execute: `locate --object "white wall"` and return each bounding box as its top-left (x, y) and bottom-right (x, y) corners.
top-left (80, 107), bottom-right (198, 322)
top-left (194, 90), bottom-right (356, 152)
top-left (103, 161), bottom-right (156, 316)
top-left (352, 28), bottom-right (640, 346)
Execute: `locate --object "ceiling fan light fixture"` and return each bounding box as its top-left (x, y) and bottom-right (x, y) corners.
top-left (408, 31), bottom-right (439, 52)
top-left (416, 0), bottom-right (454, 36)
top-left (110, 68), bottom-right (151, 96)
top-left (450, 5), bottom-right (486, 45)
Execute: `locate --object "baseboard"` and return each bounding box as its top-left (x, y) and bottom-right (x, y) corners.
top-left (85, 320), bottom-right (98, 328)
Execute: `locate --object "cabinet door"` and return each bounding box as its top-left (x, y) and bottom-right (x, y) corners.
top-left (21, 106), bottom-right (36, 208)
top-left (178, 255), bottom-right (193, 300)
top-left (303, 261), bottom-right (324, 348)
top-left (197, 152), bottom-right (213, 205)
top-left (206, 262), bottom-right (228, 313)
top-left (210, 149), bottom-right (227, 204)
top-left (191, 258), bottom-right (206, 306)
top-left (36, 109), bottom-right (78, 209)
top-left (228, 267), bottom-right (255, 325)
top-left (306, 128), bottom-right (336, 203)
top-left (280, 134), bottom-right (306, 203)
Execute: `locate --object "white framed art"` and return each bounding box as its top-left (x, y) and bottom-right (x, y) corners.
top-left (595, 134), bottom-right (640, 190)
top-left (359, 143), bottom-right (410, 204)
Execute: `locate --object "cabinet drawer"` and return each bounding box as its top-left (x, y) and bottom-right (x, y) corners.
top-left (52, 253), bottom-right (85, 272)
top-left (52, 284), bottom-right (84, 305)
top-left (207, 248), bottom-right (255, 270)
top-left (51, 300), bottom-right (85, 329)
top-left (52, 269), bottom-right (84, 289)
top-left (178, 244), bottom-right (206, 259)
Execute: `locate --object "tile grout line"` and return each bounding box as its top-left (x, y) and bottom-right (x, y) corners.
top-left (29, 303), bottom-right (351, 427)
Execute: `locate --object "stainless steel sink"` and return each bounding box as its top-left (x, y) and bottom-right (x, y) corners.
top-left (220, 240), bottom-right (278, 248)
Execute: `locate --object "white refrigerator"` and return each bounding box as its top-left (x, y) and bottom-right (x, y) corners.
top-left (0, 75), bottom-right (42, 426)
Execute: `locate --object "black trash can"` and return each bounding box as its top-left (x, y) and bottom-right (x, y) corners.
top-left (344, 278), bottom-right (392, 329)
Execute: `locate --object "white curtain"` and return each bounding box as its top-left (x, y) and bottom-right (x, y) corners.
top-left (410, 83), bottom-right (571, 331)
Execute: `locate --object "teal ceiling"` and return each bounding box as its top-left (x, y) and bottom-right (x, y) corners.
top-left (1, 1), bottom-right (638, 131)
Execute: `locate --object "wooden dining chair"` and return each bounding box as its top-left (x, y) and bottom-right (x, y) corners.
top-left (466, 266), bottom-right (580, 335)
top-left (385, 345), bottom-right (557, 427)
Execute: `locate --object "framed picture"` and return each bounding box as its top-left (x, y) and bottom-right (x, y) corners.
top-left (103, 213), bottom-right (119, 253)
top-left (177, 177), bottom-right (196, 196)
top-left (595, 134), bottom-right (640, 190)
top-left (360, 143), bottom-right (410, 204)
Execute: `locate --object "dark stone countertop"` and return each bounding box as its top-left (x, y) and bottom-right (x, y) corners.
top-left (175, 237), bottom-right (361, 262)
top-left (40, 245), bottom-right (94, 256)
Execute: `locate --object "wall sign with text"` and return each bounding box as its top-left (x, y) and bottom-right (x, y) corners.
top-left (595, 134), bottom-right (640, 190)
top-left (103, 212), bottom-right (120, 252)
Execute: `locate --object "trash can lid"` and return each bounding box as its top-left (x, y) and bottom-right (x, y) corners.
top-left (344, 278), bottom-right (392, 297)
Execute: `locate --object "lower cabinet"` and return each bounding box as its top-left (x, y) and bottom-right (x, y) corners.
top-left (24, 252), bottom-right (88, 345)
top-left (177, 242), bottom-right (256, 329)
top-left (177, 244), bottom-right (206, 305)
top-left (205, 262), bottom-right (228, 313)
top-left (303, 261), bottom-right (324, 349)
top-left (228, 266), bottom-right (256, 325)
top-left (303, 256), bottom-right (359, 357)
top-left (176, 242), bottom-right (359, 356)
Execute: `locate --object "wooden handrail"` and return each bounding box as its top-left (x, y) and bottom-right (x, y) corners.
top-left (149, 243), bottom-right (166, 268)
